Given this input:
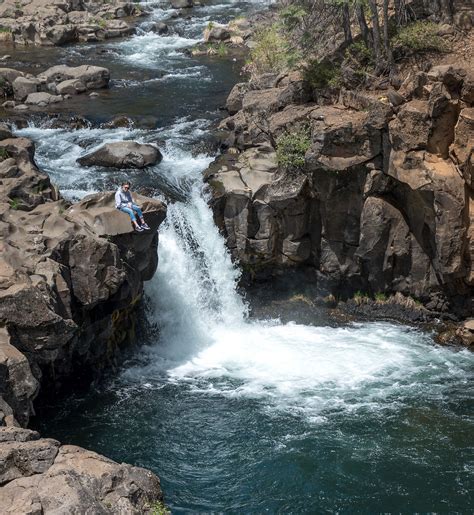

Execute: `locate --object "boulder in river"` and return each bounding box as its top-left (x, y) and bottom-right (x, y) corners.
top-left (25, 92), bottom-right (63, 106)
top-left (171, 0), bottom-right (194, 8)
top-left (204, 24), bottom-right (231, 42)
top-left (39, 65), bottom-right (110, 90)
top-left (55, 78), bottom-right (87, 95)
top-left (12, 77), bottom-right (40, 102)
top-left (77, 141), bottom-right (163, 168)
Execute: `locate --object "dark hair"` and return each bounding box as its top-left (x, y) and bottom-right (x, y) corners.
top-left (122, 181), bottom-right (131, 187)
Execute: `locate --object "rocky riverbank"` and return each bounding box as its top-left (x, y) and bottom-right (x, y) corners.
top-left (0, 0), bottom-right (144, 46)
top-left (204, 15), bottom-right (474, 328)
top-left (0, 128), bottom-right (166, 510)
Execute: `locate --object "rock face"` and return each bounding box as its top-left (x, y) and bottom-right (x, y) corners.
top-left (206, 64), bottom-right (474, 317)
top-left (0, 134), bottom-right (166, 428)
top-left (77, 141), bottom-right (163, 169)
top-left (0, 0), bottom-right (143, 46)
top-left (0, 427), bottom-right (163, 514)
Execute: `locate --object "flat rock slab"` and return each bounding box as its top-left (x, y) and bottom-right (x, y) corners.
top-left (77, 141), bottom-right (163, 168)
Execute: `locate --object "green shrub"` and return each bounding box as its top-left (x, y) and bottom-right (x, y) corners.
top-left (9, 197), bottom-right (21, 210)
top-left (392, 21), bottom-right (447, 53)
top-left (353, 290), bottom-right (370, 305)
top-left (375, 292), bottom-right (387, 302)
top-left (279, 5), bottom-right (307, 32)
top-left (0, 147), bottom-right (9, 160)
top-left (303, 59), bottom-right (342, 89)
top-left (146, 501), bottom-right (170, 515)
top-left (345, 40), bottom-right (374, 67)
top-left (217, 42), bottom-right (228, 57)
top-left (249, 24), bottom-right (298, 74)
top-left (276, 126), bottom-right (311, 170)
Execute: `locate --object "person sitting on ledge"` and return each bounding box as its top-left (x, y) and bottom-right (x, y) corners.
top-left (115, 181), bottom-right (151, 233)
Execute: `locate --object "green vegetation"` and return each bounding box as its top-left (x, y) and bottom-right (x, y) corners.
top-left (147, 500), bottom-right (171, 515)
top-left (392, 21), bottom-right (447, 53)
top-left (207, 21), bottom-right (214, 30)
top-left (375, 292), bottom-right (388, 302)
top-left (346, 40), bottom-right (374, 67)
top-left (216, 42), bottom-right (228, 57)
top-left (353, 290), bottom-right (370, 304)
top-left (0, 147), bottom-right (10, 160)
top-left (0, 27), bottom-right (12, 33)
top-left (303, 59), bottom-right (342, 89)
top-left (206, 42), bottom-right (228, 57)
top-left (248, 24), bottom-right (298, 74)
top-left (279, 4), bottom-right (307, 32)
top-left (276, 126), bottom-right (311, 170)
top-left (9, 197), bottom-right (21, 210)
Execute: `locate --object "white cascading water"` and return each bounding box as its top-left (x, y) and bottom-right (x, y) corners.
top-left (139, 180), bottom-right (473, 422)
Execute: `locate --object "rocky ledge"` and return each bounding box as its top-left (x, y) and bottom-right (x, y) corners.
top-left (0, 426), bottom-right (163, 513)
top-left (205, 64), bottom-right (474, 320)
top-left (0, 0), bottom-right (145, 46)
top-left (0, 129), bottom-right (166, 510)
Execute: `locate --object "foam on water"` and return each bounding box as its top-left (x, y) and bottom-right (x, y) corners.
top-left (115, 33), bottom-right (200, 68)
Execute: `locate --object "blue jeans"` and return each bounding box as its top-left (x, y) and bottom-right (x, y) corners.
top-left (119, 204), bottom-right (143, 223)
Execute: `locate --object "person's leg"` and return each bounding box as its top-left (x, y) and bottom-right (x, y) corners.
top-left (131, 204), bottom-right (150, 228)
top-left (131, 204), bottom-right (143, 219)
top-left (120, 206), bottom-right (139, 228)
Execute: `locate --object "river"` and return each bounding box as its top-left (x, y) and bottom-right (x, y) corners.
top-left (11, 0), bottom-right (474, 512)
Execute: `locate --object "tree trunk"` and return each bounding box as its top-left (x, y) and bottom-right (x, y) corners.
top-left (439, 0), bottom-right (454, 22)
top-left (342, 1), bottom-right (353, 45)
top-left (355, 3), bottom-right (371, 48)
top-left (382, 0), bottom-right (393, 67)
top-left (368, 0), bottom-right (383, 73)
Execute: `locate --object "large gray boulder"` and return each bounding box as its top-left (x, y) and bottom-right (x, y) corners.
top-left (25, 92), bottom-right (63, 106)
top-left (12, 77), bottom-right (39, 102)
top-left (77, 141), bottom-right (163, 168)
top-left (39, 65), bottom-right (110, 90)
top-left (55, 78), bottom-right (87, 95)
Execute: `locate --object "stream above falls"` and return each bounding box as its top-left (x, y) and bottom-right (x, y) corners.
top-left (7, 0), bottom-right (473, 512)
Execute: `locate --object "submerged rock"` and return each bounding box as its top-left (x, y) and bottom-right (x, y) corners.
top-left (77, 141), bottom-right (163, 168)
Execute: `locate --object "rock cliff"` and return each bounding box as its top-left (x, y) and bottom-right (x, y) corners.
top-left (0, 130), bottom-right (166, 424)
top-left (0, 130), bottom-right (166, 511)
top-left (205, 64), bottom-right (473, 317)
